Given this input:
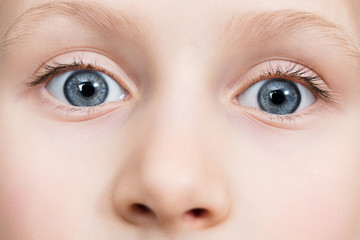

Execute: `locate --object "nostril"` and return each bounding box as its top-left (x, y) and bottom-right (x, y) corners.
top-left (190, 208), bottom-right (209, 218)
top-left (131, 203), bottom-right (155, 217)
top-left (182, 208), bottom-right (212, 229)
top-left (184, 208), bottom-right (209, 219)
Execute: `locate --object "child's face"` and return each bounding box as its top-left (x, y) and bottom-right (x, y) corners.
top-left (1, 0), bottom-right (360, 239)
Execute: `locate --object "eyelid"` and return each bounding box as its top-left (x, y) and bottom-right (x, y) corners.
top-left (227, 60), bottom-right (340, 129)
top-left (27, 50), bottom-right (138, 94)
top-left (231, 60), bottom-right (338, 104)
top-left (27, 52), bottom-right (137, 121)
top-left (30, 60), bottom-right (118, 87)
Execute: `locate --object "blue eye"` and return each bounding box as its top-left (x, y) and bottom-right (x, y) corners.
top-left (237, 78), bottom-right (315, 115)
top-left (46, 70), bottom-right (127, 107)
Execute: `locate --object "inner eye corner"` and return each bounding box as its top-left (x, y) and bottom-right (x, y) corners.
top-left (122, 91), bottom-right (132, 101)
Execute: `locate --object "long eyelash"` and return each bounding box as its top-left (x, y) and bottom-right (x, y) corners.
top-left (31, 59), bottom-right (337, 106)
top-left (28, 59), bottom-right (115, 86)
top-left (260, 62), bottom-right (338, 103)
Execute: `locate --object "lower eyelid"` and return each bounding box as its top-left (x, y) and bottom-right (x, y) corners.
top-left (37, 86), bottom-right (129, 122)
top-left (240, 104), bottom-right (330, 130)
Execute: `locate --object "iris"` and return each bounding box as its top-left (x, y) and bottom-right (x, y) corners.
top-left (257, 79), bottom-right (301, 115)
top-left (64, 70), bottom-right (109, 106)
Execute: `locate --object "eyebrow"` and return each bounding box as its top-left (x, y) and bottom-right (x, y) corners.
top-left (224, 10), bottom-right (360, 60)
top-left (0, 1), bottom-right (146, 59)
top-left (1, 3), bottom-right (359, 64)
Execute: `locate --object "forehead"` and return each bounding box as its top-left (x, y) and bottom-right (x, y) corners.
top-left (0, 0), bottom-right (357, 46)
top-left (0, 0), bottom-right (359, 68)
top-left (0, 0), bottom-right (355, 25)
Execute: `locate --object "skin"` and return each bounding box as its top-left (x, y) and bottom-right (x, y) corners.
top-left (0, 0), bottom-right (360, 239)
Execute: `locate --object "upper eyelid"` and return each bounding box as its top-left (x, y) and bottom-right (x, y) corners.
top-left (28, 60), bottom-right (135, 97)
top-left (33, 59), bottom-right (337, 103)
top-left (258, 64), bottom-right (329, 99)
top-left (231, 60), bottom-right (339, 104)
top-left (28, 61), bottom-right (115, 86)
top-left (263, 63), bottom-right (339, 103)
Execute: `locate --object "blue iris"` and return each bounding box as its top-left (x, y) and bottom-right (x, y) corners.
top-left (257, 78), bottom-right (301, 115)
top-left (64, 70), bottom-right (109, 107)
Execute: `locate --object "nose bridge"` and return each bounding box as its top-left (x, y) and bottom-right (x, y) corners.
top-left (153, 53), bottom-right (210, 125)
top-left (140, 54), bottom-right (216, 185)
top-left (112, 58), bottom-right (231, 230)
top-left (135, 92), bottom-right (223, 217)
top-left (142, 53), bottom-right (213, 144)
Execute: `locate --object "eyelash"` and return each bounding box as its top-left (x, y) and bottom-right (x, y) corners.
top-left (28, 59), bottom-right (128, 119)
top-left (254, 62), bottom-right (336, 103)
top-left (29, 59), bottom-right (336, 125)
top-left (234, 62), bottom-right (338, 126)
top-left (29, 59), bottom-right (116, 87)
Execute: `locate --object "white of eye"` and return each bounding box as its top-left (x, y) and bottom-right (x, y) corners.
top-left (46, 70), bottom-right (127, 105)
top-left (237, 80), bottom-right (316, 113)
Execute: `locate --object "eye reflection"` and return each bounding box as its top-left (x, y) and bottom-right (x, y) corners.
top-left (63, 71), bottom-right (109, 106)
top-left (237, 78), bottom-right (315, 115)
top-left (46, 70), bottom-right (127, 107)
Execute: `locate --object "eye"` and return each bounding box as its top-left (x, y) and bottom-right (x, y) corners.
top-left (237, 78), bottom-right (316, 115)
top-left (46, 70), bottom-right (127, 107)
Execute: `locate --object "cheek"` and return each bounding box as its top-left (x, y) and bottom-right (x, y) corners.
top-left (285, 139), bottom-right (360, 238)
top-left (0, 116), bottom-right (120, 239)
top-left (272, 145), bottom-right (360, 240)
top-left (277, 179), bottom-right (360, 239)
top-left (0, 127), bottom-right (81, 238)
top-left (227, 114), bottom-right (360, 239)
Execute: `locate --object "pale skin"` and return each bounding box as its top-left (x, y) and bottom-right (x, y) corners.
top-left (0, 0), bottom-right (360, 239)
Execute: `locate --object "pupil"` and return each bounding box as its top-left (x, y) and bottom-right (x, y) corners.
top-left (79, 82), bottom-right (95, 97)
top-left (269, 90), bottom-right (286, 105)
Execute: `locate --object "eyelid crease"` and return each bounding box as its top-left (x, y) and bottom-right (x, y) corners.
top-left (28, 60), bottom-right (117, 87)
top-left (254, 62), bottom-right (340, 103)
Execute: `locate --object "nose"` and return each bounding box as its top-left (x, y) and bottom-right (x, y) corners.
top-left (112, 123), bottom-right (230, 231)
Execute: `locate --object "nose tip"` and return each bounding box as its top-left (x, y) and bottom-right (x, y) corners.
top-left (112, 111), bottom-right (231, 231)
top-left (116, 189), bottom-right (229, 231)
top-left (113, 159), bottom-right (230, 231)
top-left (124, 203), bottom-right (223, 230)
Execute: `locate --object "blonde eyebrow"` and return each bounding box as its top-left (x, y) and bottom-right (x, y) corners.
top-left (224, 10), bottom-right (360, 60)
top-left (0, 1), bottom-right (146, 59)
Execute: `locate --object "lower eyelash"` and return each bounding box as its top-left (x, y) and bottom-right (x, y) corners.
top-left (39, 90), bottom-right (118, 121)
top-left (244, 105), bottom-right (330, 130)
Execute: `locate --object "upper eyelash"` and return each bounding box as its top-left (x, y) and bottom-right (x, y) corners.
top-left (258, 62), bottom-right (338, 103)
top-left (28, 59), bottom-right (115, 87)
top-left (30, 60), bottom-right (338, 106)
